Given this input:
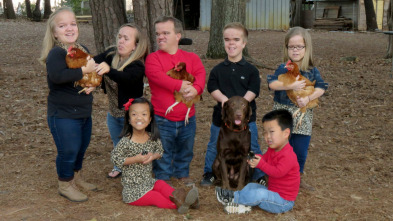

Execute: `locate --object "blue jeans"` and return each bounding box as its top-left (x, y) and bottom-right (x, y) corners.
top-left (203, 121), bottom-right (264, 180)
top-left (153, 115), bottom-right (196, 180)
top-left (289, 134), bottom-right (311, 173)
top-left (107, 112), bottom-right (125, 172)
top-left (234, 183), bottom-right (295, 214)
top-left (47, 116), bottom-right (92, 179)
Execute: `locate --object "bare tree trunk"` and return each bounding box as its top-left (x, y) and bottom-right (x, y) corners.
top-left (43, 0), bottom-right (52, 19)
top-left (133, 0), bottom-right (174, 52)
top-left (25, 0), bottom-right (32, 18)
top-left (90, 0), bottom-right (127, 53)
top-left (290, 0), bottom-right (302, 27)
top-left (386, 0), bottom-right (393, 58)
top-left (364, 0), bottom-right (378, 31)
top-left (32, 0), bottom-right (42, 21)
top-left (206, 0), bottom-right (246, 59)
top-left (133, 0), bottom-right (150, 48)
top-left (4, 0), bottom-right (16, 19)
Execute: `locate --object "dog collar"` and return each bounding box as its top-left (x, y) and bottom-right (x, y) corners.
top-left (225, 123), bottom-right (247, 132)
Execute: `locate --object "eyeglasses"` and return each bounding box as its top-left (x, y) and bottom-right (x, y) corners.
top-left (287, 45), bottom-right (305, 50)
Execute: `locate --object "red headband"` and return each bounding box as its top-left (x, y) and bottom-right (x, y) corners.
top-left (123, 98), bottom-right (134, 111)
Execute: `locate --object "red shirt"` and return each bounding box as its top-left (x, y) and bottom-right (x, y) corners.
top-left (145, 49), bottom-right (206, 121)
top-left (256, 143), bottom-right (300, 201)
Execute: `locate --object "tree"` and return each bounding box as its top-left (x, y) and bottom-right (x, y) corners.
top-left (32, 0), bottom-right (42, 21)
top-left (386, 0), bottom-right (393, 59)
top-left (43, 0), bottom-right (52, 19)
top-left (206, 0), bottom-right (246, 59)
top-left (89, 0), bottom-right (128, 53)
top-left (364, 0), bottom-right (378, 31)
top-left (133, 0), bottom-right (174, 52)
top-left (25, 0), bottom-right (32, 18)
top-left (290, 0), bottom-right (302, 27)
top-left (3, 0), bottom-right (16, 19)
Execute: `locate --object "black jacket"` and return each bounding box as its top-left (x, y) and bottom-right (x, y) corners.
top-left (94, 48), bottom-right (145, 109)
top-left (46, 46), bottom-right (93, 119)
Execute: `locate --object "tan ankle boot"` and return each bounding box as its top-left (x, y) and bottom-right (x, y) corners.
top-left (74, 170), bottom-right (97, 191)
top-left (58, 180), bottom-right (88, 202)
top-left (169, 187), bottom-right (199, 214)
top-left (300, 173), bottom-right (315, 191)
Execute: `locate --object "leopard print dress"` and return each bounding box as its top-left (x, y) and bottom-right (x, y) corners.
top-left (111, 135), bottom-right (164, 203)
top-left (273, 102), bottom-right (313, 136)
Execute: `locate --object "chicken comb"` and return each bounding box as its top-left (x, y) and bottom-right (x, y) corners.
top-left (285, 60), bottom-right (292, 66)
top-left (174, 62), bottom-right (182, 72)
top-left (67, 46), bottom-right (75, 58)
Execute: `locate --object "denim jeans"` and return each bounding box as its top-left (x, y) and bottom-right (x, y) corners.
top-left (234, 183), bottom-right (295, 214)
top-left (203, 121), bottom-right (265, 180)
top-left (289, 134), bottom-right (311, 173)
top-left (153, 115), bottom-right (196, 180)
top-left (47, 116), bottom-right (92, 179)
top-left (107, 112), bottom-right (125, 172)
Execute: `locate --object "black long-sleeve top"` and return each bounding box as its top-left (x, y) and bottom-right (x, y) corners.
top-left (46, 46), bottom-right (93, 119)
top-left (94, 48), bottom-right (145, 109)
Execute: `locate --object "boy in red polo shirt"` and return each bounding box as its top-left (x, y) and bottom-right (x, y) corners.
top-left (216, 109), bottom-right (300, 214)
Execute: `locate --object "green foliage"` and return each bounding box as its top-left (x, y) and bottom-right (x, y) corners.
top-left (60, 0), bottom-right (90, 15)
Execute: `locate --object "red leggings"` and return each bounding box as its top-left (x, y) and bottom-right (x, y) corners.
top-left (129, 180), bottom-right (176, 209)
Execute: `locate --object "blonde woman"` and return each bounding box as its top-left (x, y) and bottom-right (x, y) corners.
top-left (39, 7), bottom-right (97, 202)
top-left (94, 24), bottom-right (149, 178)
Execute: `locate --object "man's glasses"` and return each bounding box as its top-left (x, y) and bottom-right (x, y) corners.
top-left (287, 45), bottom-right (305, 50)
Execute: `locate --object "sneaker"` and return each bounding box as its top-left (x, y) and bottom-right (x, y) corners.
top-left (256, 176), bottom-right (267, 187)
top-left (200, 172), bottom-right (215, 186)
top-left (224, 202), bottom-right (252, 214)
top-left (215, 186), bottom-right (234, 205)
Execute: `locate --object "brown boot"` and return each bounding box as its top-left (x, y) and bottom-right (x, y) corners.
top-left (74, 170), bottom-right (97, 191)
top-left (169, 187), bottom-right (199, 214)
top-left (58, 180), bottom-right (88, 202)
top-left (300, 173), bottom-right (315, 191)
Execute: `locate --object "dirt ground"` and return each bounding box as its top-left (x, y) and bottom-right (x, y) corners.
top-left (0, 19), bottom-right (392, 221)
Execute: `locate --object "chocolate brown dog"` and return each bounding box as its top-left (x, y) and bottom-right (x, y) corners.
top-left (212, 96), bottom-right (253, 190)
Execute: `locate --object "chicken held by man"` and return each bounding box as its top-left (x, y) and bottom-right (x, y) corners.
top-left (165, 62), bottom-right (201, 125)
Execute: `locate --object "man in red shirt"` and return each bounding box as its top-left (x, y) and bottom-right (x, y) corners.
top-left (216, 109), bottom-right (300, 214)
top-left (145, 16), bottom-right (206, 186)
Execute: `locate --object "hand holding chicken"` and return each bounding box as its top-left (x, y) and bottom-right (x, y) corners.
top-left (165, 62), bottom-right (201, 125)
top-left (278, 60), bottom-right (318, 129)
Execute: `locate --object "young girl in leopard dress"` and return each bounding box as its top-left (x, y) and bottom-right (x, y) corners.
top-left (111, 97), bottom-right (199, 214)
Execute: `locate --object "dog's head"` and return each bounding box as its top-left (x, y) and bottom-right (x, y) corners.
top-left (222, 96), bottom-right (251, 130)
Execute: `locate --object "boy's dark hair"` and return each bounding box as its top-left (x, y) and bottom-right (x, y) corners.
top-left (262, 109), bottom-right (293, 133)
top-left (119, 97), bottom-right (160, 141)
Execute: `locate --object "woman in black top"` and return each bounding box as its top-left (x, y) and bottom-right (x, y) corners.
top-left (39, 7), bottom-right (98, 202)
top-left (94, 24), bottom-right (149, 178)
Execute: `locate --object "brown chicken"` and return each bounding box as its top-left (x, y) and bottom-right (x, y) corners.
top-left (165, 62), bottom-right (201, 125)
top-left (65, 46), bottom-right (102, 93)
top-left (278, 60), bottom-right (318, 129)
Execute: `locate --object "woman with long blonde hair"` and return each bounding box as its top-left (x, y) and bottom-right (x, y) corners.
top-left (94, 23), bottom-right (149, 178)
top-left (39, 7), bottom-right (97, 202)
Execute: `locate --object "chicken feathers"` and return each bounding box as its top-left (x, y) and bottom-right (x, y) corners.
top-left (165, 62), bottom-right (201, 125)
top-left (278, 60), bottom-right (318, 129)
top-left (65, 46), bottom-right (102, 93)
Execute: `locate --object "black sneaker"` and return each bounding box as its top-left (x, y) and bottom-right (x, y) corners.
top-left (200, 172), bottom-right (215, 186)
top-left (256, 176), bottom-right (267, 187)
top-left (215, 186), bottom-right (234, 205)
